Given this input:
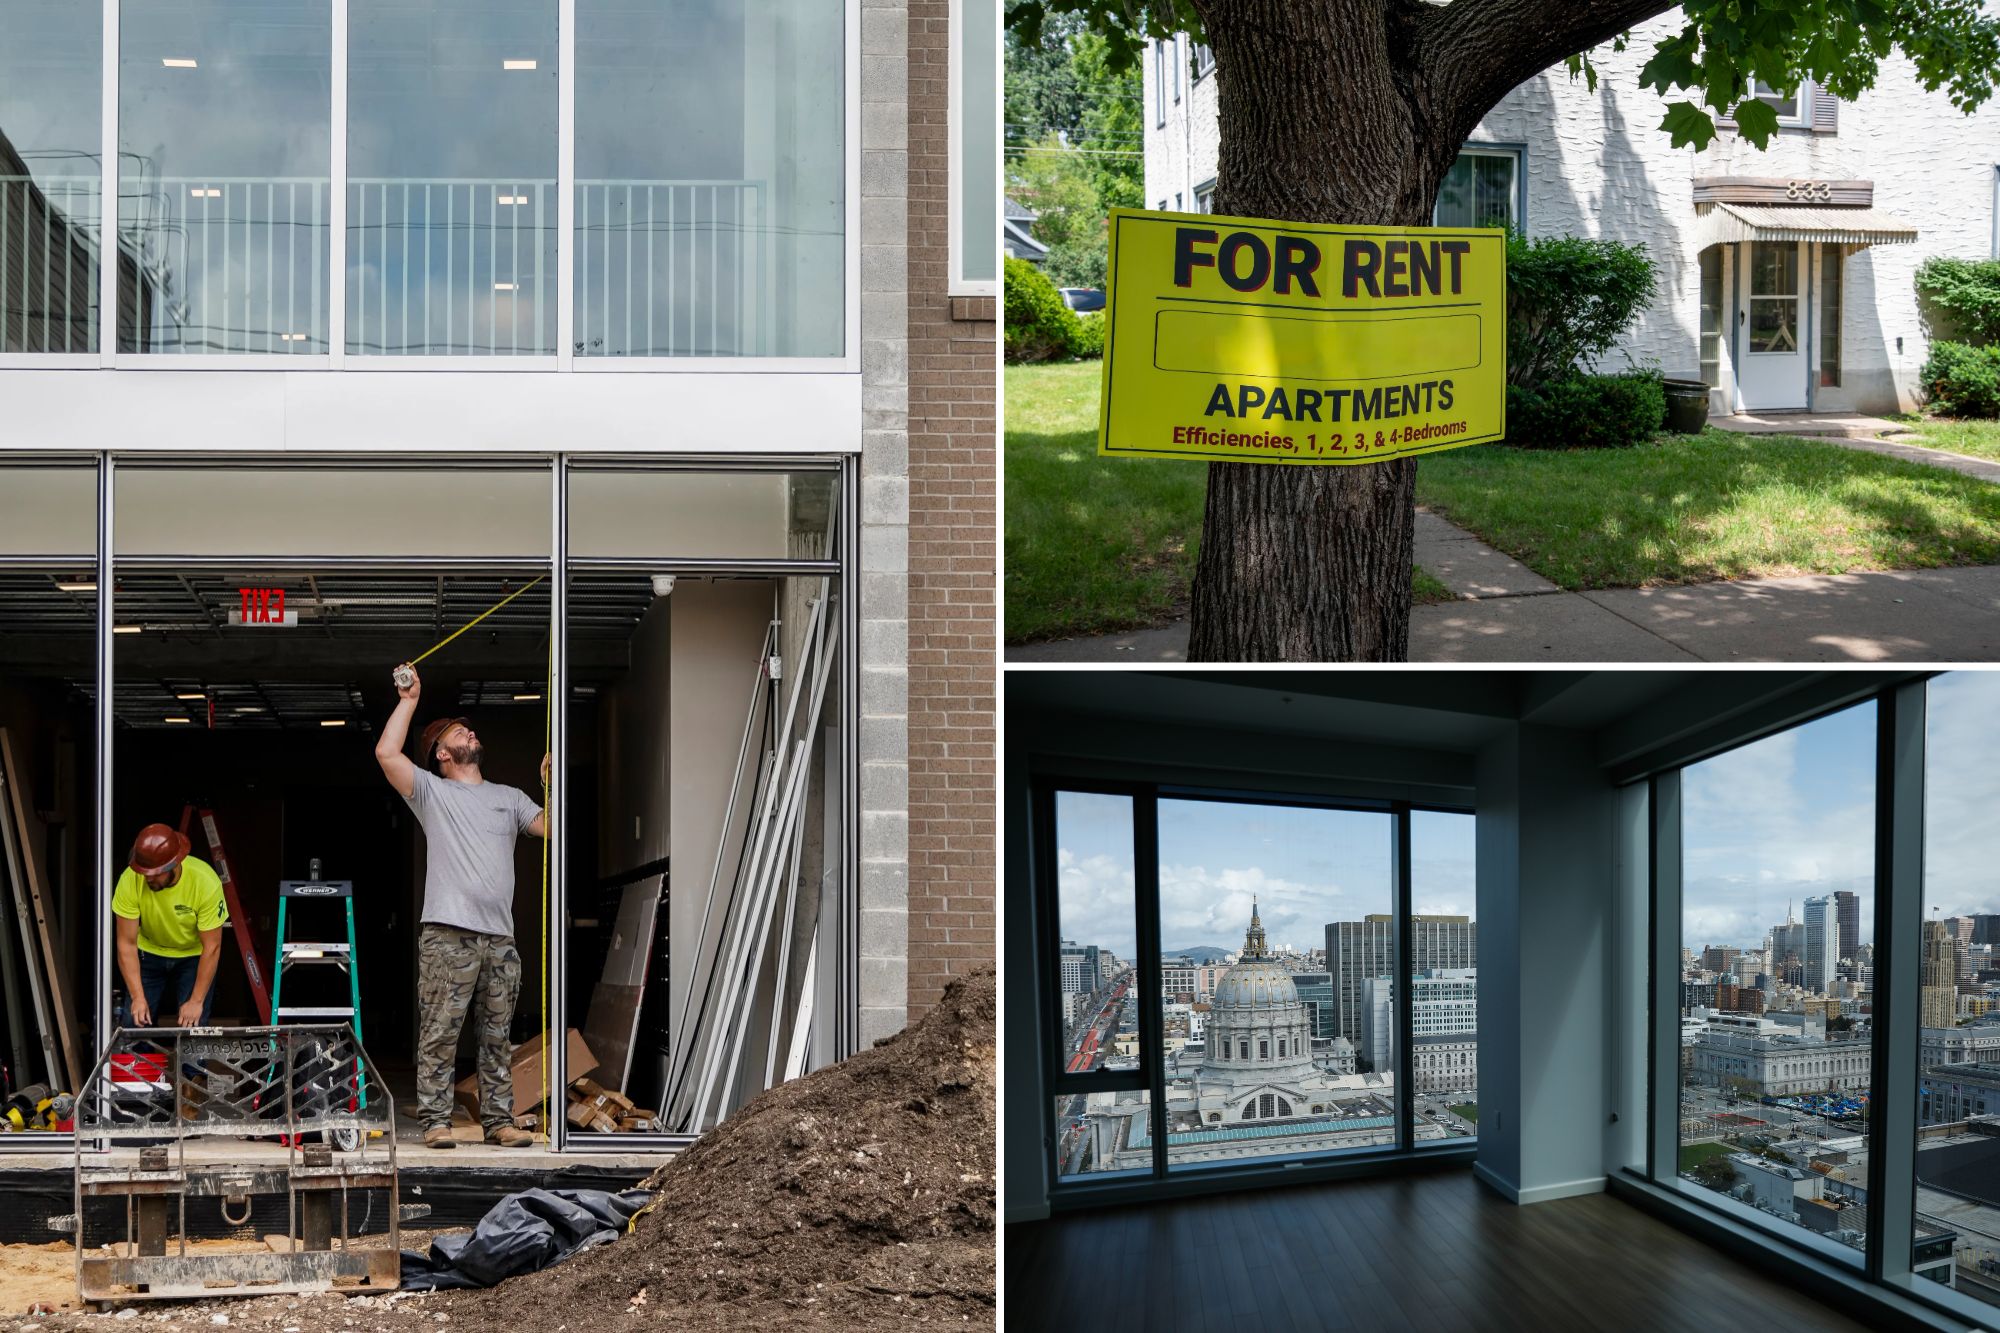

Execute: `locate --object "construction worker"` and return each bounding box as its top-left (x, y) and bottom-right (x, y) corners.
top-left (375, 662), bottom-right (549, 1150)
top-left (112, 824), bottom-right (227, 1029)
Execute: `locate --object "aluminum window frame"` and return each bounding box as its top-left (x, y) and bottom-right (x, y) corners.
top-left (1029, 774), bottom-right (1477, 1209)
top-left (0, 448), bottom-right (860, 1157)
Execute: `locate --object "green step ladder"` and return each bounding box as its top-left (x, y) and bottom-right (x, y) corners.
top-left (271, 869), bottom-right (366, 1149)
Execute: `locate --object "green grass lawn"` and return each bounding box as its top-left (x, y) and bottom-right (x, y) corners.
top-left (1677, 1141), bottom-right (1736, 1173)
top-left (1006, 361), bottom-right (2000, 638)
top-left (1889, 413), bottom-right (2000, 463)
top-left (1416, 430), bottom-right (2000, 589)
top-left (1007, 361), bottom-right (1455, 642)
top-left (1448, 1103), bottom-right (1478, 1124)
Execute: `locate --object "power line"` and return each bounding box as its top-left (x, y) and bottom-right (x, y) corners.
top-left (1005, 146), bottom-right (1146, 159)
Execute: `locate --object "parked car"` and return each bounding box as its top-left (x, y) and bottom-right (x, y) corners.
top-left (1059, 288), bottom-right (1105, 313)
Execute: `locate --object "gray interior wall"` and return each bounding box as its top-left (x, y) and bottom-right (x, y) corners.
top-left (599, 595), bottom-right (673, 880)
top-left (668, 581), bottom-right (776, 1083)
top-left (1606, 779), bottom-right (1650, 1179)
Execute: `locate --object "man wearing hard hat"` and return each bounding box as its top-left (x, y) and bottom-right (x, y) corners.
top-left (112, 823), bottom-right (228, 1029)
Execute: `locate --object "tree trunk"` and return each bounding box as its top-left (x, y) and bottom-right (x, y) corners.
top-left (1186, 0), bottom-right (1464, 662)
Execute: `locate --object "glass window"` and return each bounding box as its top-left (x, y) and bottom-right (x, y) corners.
top-left (1916, 672), bottom-right (2000, 1304)
top-left (1750, 79), bottom-right (1802, 124)
top-left (1153, 42), bottom-right (1165, 127)
top-left (1413, 810), bottom-right (1477, 1141)
top-left (1158, 799), bottom-right (1395, 1174)
top-left (953, 0), bottom-right (997, 292)
top-left (1820, 247), bottom-right (1842, 388)
top-left (1678, 703), bottom-right (1874, 1264)
top-left (1434, 150), bottom-right (1517, 230)
top-left (566, 470), bottom-right (837, 562)
top-left (1700, 248), bottom-right (1725, 387)
top-left (1051, 792), bottom-right (1135, 1078)
top-left (1193, 45), bottom-right (1215, 79)
top-left (346, 0), bottom-right (558, 355)
top-left (575, 0), bottom-right (844, 359)
top-left (118, 0), bottom-right (333, 354)
top-left (1056, 1090), bottom-right (1150, 1181)
top-left (1, 2), bottom-right (103, 353)
top-left (1748, 241), bottom-right (1800, 354)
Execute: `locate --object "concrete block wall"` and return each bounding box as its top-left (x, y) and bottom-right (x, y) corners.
top-left (907, 0), bottom-right (998, 1019)
top-left (860, 0), bottom-right (913, 1048)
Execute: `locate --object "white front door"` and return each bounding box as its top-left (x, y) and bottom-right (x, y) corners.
top-left (1737, 240), bottom-right (1807, 410)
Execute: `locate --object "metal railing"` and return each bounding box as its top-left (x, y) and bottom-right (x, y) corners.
top-left (0, 175), bottom-right (101, 353)
top-left (118, 175), bottom-right (329, 354)
top-left (347, 178), bottom-right (556, 356)
top-left (576, 178), bottom-right (765, 358)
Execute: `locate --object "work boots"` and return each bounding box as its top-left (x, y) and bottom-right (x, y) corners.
top-left (422, 1125), bottom-right (457, 1149)
top-left (485, 1123), bottom-right (533, 1148)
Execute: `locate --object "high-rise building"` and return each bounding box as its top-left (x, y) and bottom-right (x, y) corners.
top-left (1803, 896), bottom-right (1840, 995)
top-left (1291, 971), bottom-right (1336, 1040)
top-left (1834, 890), bottom-right (1860, 962)
top-left (1700, 945), bottom-right (1741, 975)
top-left (1973, 914), bottom-right (2000, 947)
top-left (1922, 919), bottom-right (1961, 1030)
top-left (1358, 970), bottom-right (1479, 1092)
top-left (1769, 906), bottom-right (1806, 982)
top-left (1327, 914), bottom-right (1476, 1045)
top-left (1059, 941), bottom-right (1102, 995)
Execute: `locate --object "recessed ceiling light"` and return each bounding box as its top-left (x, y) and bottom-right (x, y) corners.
top-left (320, 719), bottom-right (347, 727)
top-left (176, 692), bottom-right (206, 700)
top-left (162, 58), bottom-right (198, 68)
top-left (113, 625), bottom-right (141, 634)
top-left (497, 195), bottom-right (527, 205)
top-left (189, 187), bottom-right (221, 199)
top-left (164, 716), bottom-right (192, 724)
top-left (493, 282), bottom-right (517, 291)
top-left (279, 332), bottom-right (307, 342)
top-left (234, 706), bottom-right (265, 713)
top-left (57, 581), bottom-right (96, 592)
top-left (502, 59), bottom-right (536, 70)
top-left (513, 693), bottom-right (542, 701)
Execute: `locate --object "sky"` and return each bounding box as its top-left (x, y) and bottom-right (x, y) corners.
top-left (1055, 792), bottom-right (1475, 963)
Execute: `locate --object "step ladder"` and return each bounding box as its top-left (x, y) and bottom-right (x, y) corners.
top-left (271, 872), bottom-right (366, 1149)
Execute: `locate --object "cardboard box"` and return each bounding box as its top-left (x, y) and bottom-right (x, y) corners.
top-left (454, 1028), bottom-right (598, 1119)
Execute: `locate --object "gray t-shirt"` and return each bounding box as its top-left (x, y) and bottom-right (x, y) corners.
top-left (402, 768), bottom-right (542, 937)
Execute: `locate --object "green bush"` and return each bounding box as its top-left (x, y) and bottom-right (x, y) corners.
top-left (1506, 370), bottom-right (1666, 448)
top-left (1071, 311), bottom-right (1105, 359)
top-left (1916, 257), bottom-right (2000, 346)
top-left (1004, 257), bottom-right (1082, 363)
top-left (1921, 340), bottom-right (2000, 418)
top-left (1506, 233), bottom-right (1658, 387)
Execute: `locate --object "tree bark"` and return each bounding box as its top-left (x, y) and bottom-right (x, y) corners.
top-left (1183, 0), bottom-right (1676, 661)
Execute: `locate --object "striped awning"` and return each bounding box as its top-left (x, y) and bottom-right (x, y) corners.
top-left (1693, 201), bottom-right (1920, 250)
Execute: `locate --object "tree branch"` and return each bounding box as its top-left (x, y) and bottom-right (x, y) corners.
top-left (1415, 0), bottom-right (1681, 143)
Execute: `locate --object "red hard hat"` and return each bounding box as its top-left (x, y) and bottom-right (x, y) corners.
top-left (129, 824), bottom-right (191, 875)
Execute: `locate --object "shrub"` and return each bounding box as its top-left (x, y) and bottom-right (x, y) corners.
top-left (1004, 257), bottom-right (1082, 363)
top-left (1071, 311), bottom-right (1105, 359)
top-left (1505, 369), bottom-right (1666, 448)
top-left (1915, 257), bottom-right (2000, 346)
top-left (1506, 233), bottom-right (1658, 386)
top-left (1921, 340), bottom-right (2000, 418)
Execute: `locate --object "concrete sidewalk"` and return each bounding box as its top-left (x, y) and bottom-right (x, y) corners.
top-left (1007, 510), bottom-right (2000, 663)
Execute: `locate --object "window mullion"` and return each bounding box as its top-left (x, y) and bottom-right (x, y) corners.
top-left (1134, 789), bottom-right (1166, 1179)
top-left (1649, 769), bottom-right (1682, 1182)
top-left (1394, 803), bottom-right (1413, 1154)
top-left (1869, 682), bottom-right (1924, 1283)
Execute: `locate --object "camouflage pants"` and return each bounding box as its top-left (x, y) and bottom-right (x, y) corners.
top-left (415, 923), bottom-right (520, 1131)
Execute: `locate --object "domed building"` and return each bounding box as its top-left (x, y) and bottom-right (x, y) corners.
top-left (1193, 901), bottom-right (1342, 1124)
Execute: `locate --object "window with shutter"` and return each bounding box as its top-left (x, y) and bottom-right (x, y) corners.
top-left (1811, 83), bottom-right (1839, 134)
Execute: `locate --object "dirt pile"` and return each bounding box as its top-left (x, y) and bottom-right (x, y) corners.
top-left (467, 965), bottom-right (996, 1329)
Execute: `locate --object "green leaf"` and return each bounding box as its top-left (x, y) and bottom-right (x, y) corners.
top-left (1638, 28), bottom-right (1701, 92)
top-left (1659, 100), bottom-right (1720, 150)
top-left (1731, 96), bottom-right (1782, 147)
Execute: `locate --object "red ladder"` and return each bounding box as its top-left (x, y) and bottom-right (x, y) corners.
top-left (176, 805), bottom-right (274, 1024)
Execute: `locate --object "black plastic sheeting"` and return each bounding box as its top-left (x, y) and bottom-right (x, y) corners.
top-left (400, 1187), bottom-right (652, 1291)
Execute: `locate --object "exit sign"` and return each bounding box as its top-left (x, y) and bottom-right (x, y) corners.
top-left (231, 587), bottom-right (298, 626)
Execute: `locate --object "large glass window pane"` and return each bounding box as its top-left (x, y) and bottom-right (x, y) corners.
top-left (567, 470), bottom-right (837, 561)
top-left (1, 3), bottom-right (103, 353)
top-left (1159, 799), bottom-right (1395, 1173)
top-left (1700, 247), bottom-right (1724, 387)
top-left (1413, 810), bottom-right (1477, 1141)
top-left (954, 0), bottom-right (996, 289)
top-left (1916, 672), bottom-right (2000, 1300)
top-left (1679, 704), bottom-right (1874, 1263)
top-left (347, 0), bottom-right (558, 355)
top-left (575, 0), bottom-right (844, 358)
top-left (119, 0), bottom-right (332, 354)
top-left (1050, 792), bottom-right (1134, 1079)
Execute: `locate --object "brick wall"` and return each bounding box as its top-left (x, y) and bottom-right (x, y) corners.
top-left (906, 0), bottom-right (997, 1018)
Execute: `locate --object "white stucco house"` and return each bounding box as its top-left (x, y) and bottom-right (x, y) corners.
top-left (1144, 20), bottom-right (2000, 415)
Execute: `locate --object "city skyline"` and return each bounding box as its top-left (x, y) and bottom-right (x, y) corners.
top-left (1055, 792), bottom-right (1475, 962)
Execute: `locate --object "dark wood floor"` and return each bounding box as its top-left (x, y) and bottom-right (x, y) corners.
top-left (1005, 1171), bottom-right (1874, 1331)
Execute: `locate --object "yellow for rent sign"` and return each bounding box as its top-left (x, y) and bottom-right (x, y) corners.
top-left (1096, 209), bottom-right (1506, 464)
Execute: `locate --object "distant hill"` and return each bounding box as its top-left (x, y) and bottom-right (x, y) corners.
top-left (1162, 946), bottom-right (1232, 964)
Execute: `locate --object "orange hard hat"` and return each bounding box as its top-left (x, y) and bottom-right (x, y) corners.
top-left (128, 824), bottom-right (191, 876)
top-left (419, 716), bottom-right (472, 768)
